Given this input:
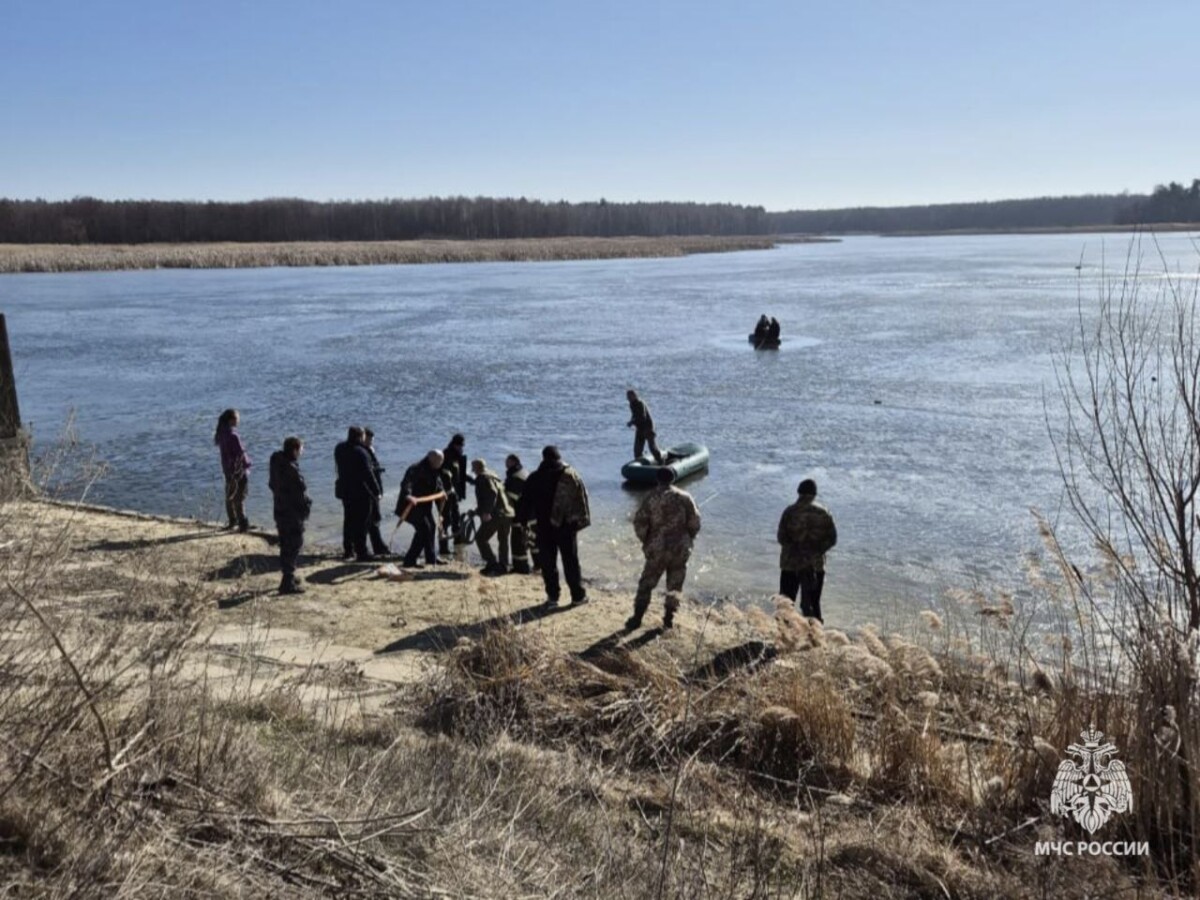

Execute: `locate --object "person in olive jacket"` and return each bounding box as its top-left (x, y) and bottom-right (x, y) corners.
top-left (777, 478), bottom-right (837, 622)
top-left (269, 436), bottom-right (312, 595)
top-left (470, 457), bottom-right (514, 575)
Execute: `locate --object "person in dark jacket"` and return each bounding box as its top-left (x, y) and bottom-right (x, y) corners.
top-left (439, 433), bottom-right (470, 555)
top-left (214, 408), bottom-right (251, 532)
top-left (363, 428), bottom-right (389, 557)
top-left (753, 314), bottom-right (770, 343)
top-left (626, 390), bottom-right (664, 464)
top-left (767, 317), bottom-right (781, 342)
top-left (334, 426), bottom-right (381, 562)
top-left (269, 436), bottom-right (312, 595)
top-left (504, 453), bottom-right (534, 574)
top-left (516, 445), bottom-right (590, 607)
top-left (777, 479), bottom-right (837, 622)
top-left (398, 450), bottom-right (446, 567)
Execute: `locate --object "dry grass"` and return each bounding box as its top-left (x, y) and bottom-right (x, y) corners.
top-left (0, 236), bottom-right (778, 274)
top-left (0, 449), bottom-right (1188, 896)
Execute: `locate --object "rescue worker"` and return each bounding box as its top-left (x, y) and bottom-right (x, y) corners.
top-left (777, 478), bottom-right (837, 622)
top-left (753, 314), bottom-right (770, 343)
top-left (504, 454), bottom-right (534, 574)
top-left (767, 316), bottom-right (781, 342)
top-left (626, 389), bottom-right (664, 464)
top-left (517, 446), bottom-right (590, 608)
top-left (268, 436), bottom-right (312, 595)
top-left (439, 433), bottom-right (469, 555)
top-left (399, 450), bottom-right (446, 567)
top-left (470, 458), bottom-right (514, 575)
top-left (626, 468), bottom-right (702, 631)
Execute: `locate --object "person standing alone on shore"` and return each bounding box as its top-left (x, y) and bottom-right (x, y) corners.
top-left (215, 408), bottom-right (251, 532)
top-left (269, 436), bottom-right (312, 595)
top-left (626, 390), bottom-right (664, 464)
top-left (627, 468), bottom-right (701, 631)
top-left (777, 479), bottom-right (837, 622)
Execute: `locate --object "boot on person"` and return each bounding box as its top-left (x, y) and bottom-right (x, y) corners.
top-left (279, 576), bottom-right (305, 595)
top-left (663, 593), bottom-right (680, 630)
top-left (625, 598), bottom-right (650, 632)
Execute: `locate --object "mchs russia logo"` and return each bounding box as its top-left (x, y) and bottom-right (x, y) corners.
top-left (1036, 727), bottom-right (1147, 857)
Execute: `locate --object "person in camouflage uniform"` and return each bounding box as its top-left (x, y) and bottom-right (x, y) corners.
top-left (470, 458), bottom-right (514, 575)
top-left (504, 454), bottom-right (534, 574)
top-left (517, 445), bottom-right (591, 608)
top-left (777, 478), bottom-right (837, 622)
top-left (626, 468), bottom-right (702, 631)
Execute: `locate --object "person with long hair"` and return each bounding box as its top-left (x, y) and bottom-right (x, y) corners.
top-left (214, 408), bottom-right (251, 532)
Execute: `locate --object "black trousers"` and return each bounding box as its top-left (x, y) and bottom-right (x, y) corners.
top-left (780, 567), bottom-right (825, 622)
top-left (277, 522), bottom-right (304, 580)
top-left (537, 524), bottom-right (585, 603)
top-left (342, 497), bottom-right (372, 559)
top-left (404, 506), bottom-right (438, 565)
top-left (368, 495), bottom-right (388, 555)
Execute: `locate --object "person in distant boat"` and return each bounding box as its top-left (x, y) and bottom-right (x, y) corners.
top-left (214, 408), bottom-right (251, 532)
top-left (398, 450), bottom-right (447, 567)
top-left (626, 389), bottom-right (664, 464)
top-left (470, 458), bottom-right (514, 576)
top-left (516, 445), bottom-right (590, 608)
top-left (363, 428), bottom-right (389, 558)
top-left (504, 454), bottom-right (535, 574)
top-left (269, 436), bottom-right (312, 595)
top-left (334, 426), bottom-right (381, 563)
top-left (777, 479), bottom-right (837, 622)
top-left (626, 468), bottom-right (702, 631)
top-left (767, 317), bottom-right (781, 343)
top-left (754, 314), bottom-right (770, 343)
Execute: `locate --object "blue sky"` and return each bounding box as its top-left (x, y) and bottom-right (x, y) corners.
top-left (2, 0), bottom-right (1196, 210)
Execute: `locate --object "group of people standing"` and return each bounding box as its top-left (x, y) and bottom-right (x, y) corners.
top-left (214, 392), bottom-right (838, 627)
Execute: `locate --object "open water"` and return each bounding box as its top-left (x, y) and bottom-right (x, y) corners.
top-left (4, 232), bottom-right (1199, 626)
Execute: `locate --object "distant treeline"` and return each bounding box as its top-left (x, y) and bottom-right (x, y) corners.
top-left (5, 183), bottom-right (1199, 244)
top-left (0, 197), bottom-right (770, 244)
top-left (1116, 180), bottom-right (1200, 225)
top-left (767, 194), bottom-right (1143, 234)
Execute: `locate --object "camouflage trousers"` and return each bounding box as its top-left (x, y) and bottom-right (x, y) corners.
top-left (633, 549), bottom-right (690, 612)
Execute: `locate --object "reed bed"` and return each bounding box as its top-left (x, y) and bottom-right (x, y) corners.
top-left (0, 236), bottom-right (778, 274)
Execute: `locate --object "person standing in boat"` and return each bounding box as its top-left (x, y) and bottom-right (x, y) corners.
top-left (214, 408), bottom-right (251, 532)
top-left (753, 314), bottom-right (770, 343)
top-left (626, 468), bottom-right (702, 631)
top-left (626, 389), bottom-right (664, 464)
top-left (777, 478), bottom-right (837, 622)
top-left (516, 445), bottom-right (590, 608)
top-left (767, 317), bottom-right (781, 343)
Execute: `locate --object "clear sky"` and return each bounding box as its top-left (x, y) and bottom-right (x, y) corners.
top-left (2, 0), bottom-right (1196, 211)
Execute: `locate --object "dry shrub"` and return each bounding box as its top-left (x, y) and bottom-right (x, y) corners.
top-left (866, 715), bottom-right (957, 804)
top-left (750, 673), bottom-right (856, 789)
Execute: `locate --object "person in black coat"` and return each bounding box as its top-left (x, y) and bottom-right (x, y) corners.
top-left (269, 436), bottom-right (312, 595)
top-left (363, 428), bottom-right (389, 557)
top-left (334, 426), bottom-right (381, 562)
top-left (398, 449), bottom-right (446, 567)
top-left (767, 317), bottom-right (781, 342)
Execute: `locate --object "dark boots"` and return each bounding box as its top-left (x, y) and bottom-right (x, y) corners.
top-left (625, 599), bottom-right (650, 632)
top-left (279, 576), bottom-right (305, 595)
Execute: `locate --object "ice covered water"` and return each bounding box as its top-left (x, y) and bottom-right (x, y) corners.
top-left (6, 232), bottom-right (1198, 624)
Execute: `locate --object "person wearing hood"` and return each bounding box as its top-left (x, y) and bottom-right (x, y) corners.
top-left (214, 408), bottom-right (251, 532)
top-left (516, 445), bottom-right (590, 607)
top-left (753, 314), bottom-right (770, 343)
top-left (777, 478), bottom-right (837, 622)
top-left (268, 436), bottom-right (312, 595)
top-left (470, 458), bottom-right (514, 575)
